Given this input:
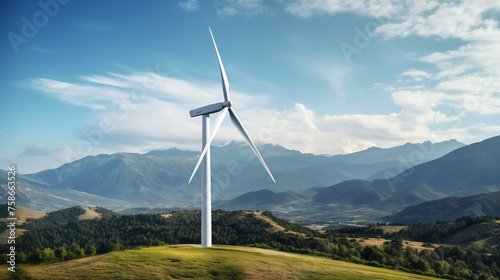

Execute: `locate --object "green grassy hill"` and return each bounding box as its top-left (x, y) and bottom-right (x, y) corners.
top-left (2, 245), bottom-right (441, 280)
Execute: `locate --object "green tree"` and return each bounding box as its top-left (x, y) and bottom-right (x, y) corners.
top-left (27, 249), bottom-right (43, 264)
top-left (113, 243), bottom-right (125, 251)
top-left (55, 246), bottom-right (67, 261)
top-left (68, 242), bottom-right (85, 258)
top-left (84, 244), bottom-right (96, 256)
top-left (42, 248), bottom-right (57, 263)
top-left (432, 260), bottom-right (450, 276)
top-left (17, 252), bottom-right (27, 264)
top-left (362, 245), bottom-right (385, 264)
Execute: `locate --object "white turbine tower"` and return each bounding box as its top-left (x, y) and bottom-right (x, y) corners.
top-left (188, 27), bottom-right (276, 247)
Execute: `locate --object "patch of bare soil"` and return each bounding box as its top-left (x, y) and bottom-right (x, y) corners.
top-left (251, 211), bottom-right (308, 238)
top-left (78, 207), bottom-right (102, 220)
top-left (355, 237), bottom-right (439, 252)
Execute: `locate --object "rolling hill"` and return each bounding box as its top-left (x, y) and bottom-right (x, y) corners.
top-left (1, 245), bottom-right (442, 280)
top-left (0, 205), bottom-right (46, 225)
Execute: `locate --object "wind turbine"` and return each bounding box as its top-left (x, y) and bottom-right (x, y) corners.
top-left (188, 27), bottom-right (276, 247)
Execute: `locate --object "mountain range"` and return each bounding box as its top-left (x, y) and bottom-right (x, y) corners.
top-left (3, 136), bottom-right (499, 225)
top-left (1, 139), bottom-right (463, 211)
top-left (216, 136), bottom-right (500, 224)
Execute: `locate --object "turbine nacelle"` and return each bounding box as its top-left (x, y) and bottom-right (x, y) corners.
top-left (189, 101), bottom-right (233, 118)
top-left (189, 102), bottom-right (223, 118)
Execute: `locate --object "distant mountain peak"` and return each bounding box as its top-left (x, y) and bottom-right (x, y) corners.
top-left (145, 148), bottom-right (198, 158)
top-left (218, 140), bottom-right (243, 147)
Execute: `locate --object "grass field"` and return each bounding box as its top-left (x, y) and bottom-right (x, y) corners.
top-left (77, 207), bottom-right (102, 220)
top-left (376, 225), bottom-right (407, 234)
top-left (0, 206), bottom-right (46, 225)
top-left (355, 237), bottom-right (437, 252)
top-left (0, 206), bottom-right (45, 245)
top-left (1, 245), bottom-right (442, 279)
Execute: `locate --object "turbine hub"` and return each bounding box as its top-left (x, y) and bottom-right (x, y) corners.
top-left (223, 100), bottom-right (233, 108)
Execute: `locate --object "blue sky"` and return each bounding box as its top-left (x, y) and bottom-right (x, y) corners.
top-left (1, 0), bottom-right (500, 173)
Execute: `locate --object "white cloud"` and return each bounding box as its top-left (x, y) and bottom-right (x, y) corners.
top-left (213, 0), bottom-right (271, 19)
top-left (391, 90), bottom-right (449, 123)
top-left (283, 0), bottom-right (500, 112)
top-left (284, 0), bottom-right (396, 18)
top-left (179, 0), bottom-right (199, 11)
top-left (13, 144), bottom-right (71, 174)
top-left (366, 1), bottom-right (500, 125)
top-left (374, 1), bottom-right (500, 40)
top-left (399, 69), bottom-right (430, 78)
top-left (27, 78), bottom-right (125, 110)
top-left (27, 65), bottom-right (500, 162)
top-left (284, 0), bottom-right (440, 20)
top-left (285, 0), bottom-right (500, 44)
top-left (81, 74), bottom-right (131, 88)
top-left (420, 37), bottom-right (500, 78)
top-left (25, 71), bottom-right (272, 158)
top-left (18, 144), bottom-right (67, 158)
top-left (257, 104), bottom-right (421, 154)
top-left (283, 0), bottom-right (500, 77)
top-left (369, 0), bottom-right (500, 84)
top-left (434, 75), bottom-right (500, 115)
top-left (252, 100), bottom-right (500, 156)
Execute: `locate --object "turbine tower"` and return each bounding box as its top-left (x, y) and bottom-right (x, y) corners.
top-left (189, 27), bottom-right (276, 247)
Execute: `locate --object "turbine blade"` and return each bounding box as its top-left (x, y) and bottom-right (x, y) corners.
top-left (228, 107), bottom-right (276, 183)
top-left (209, 27), bottom-right (230, 102)
top-left (188, 107), bottom-right (229, 184)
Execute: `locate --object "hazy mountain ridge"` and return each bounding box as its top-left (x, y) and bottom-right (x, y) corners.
top-left (0, 169), bottom-right (133, 212)
top-left (25, 153), bottom-right (197, 206)
top-left (1, 138), bottom-right (467, 215)
top-left (330, 139), bottom-right (464, 165)
top-left (384, 191), bottom-right (500, 223)
top-left (324, 135), bottom-right (500, 207)
top-left (215, 189), bottom-right (311, 212)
